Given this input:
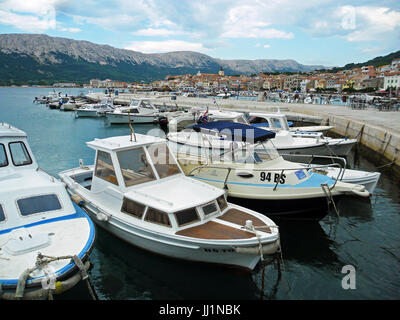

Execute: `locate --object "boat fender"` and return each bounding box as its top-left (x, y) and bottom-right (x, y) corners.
top-left (351, 187), bottom-right (370, 198)
top-left (96, 211), bottom-right (109, 222)
top-left (234, 242), bottom-right (279, 255)
top-left (71, 194), bottom-right (85, 207)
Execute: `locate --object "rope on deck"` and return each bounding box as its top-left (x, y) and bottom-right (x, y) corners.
top-left (14, 253), bottom-right (96, 300)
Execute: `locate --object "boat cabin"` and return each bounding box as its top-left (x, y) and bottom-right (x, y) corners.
top-left (247, 113), bottom-right (291, 131)
top-left (126, 98), bottom-right (158, 113)
top-left (0, 123), bottom-right (37, 170)
top-left (0, 123), bottom-right (76, 234)
top-left (66, 134), bottom-right (232, 233)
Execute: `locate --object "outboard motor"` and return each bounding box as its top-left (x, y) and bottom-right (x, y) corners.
top-left (158, 116), bottom-right (169, 133)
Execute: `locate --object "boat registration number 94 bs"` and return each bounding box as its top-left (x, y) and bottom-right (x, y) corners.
top-left (260, 172), bottom-right (286, 184)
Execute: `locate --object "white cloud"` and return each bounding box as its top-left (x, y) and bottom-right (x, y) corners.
top-left (344, 6), bottom-right (400, 42)
top-left (59, 27), bottom-right (81, 33)
top-left (125, 40), bottom-right (208, 53)
top-left (0, 9), bottom-right (56, 32)
top-left (132, 28), bottom-right (185, 37)
top-left (263, 44), bottom-right (271, 48)
top-left (0, 0), bottom-right (59, 32)
top-left (303, 5), bottom-right (400, 42)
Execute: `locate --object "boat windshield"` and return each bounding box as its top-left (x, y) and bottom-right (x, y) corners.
top-left (235, 115), bottom-right (249, 124)
top-left (129, 99), bottom-right (140, 107)
top-left (141, 101), bottom-right (156, 110)
top-left (256, 140), bottom-right (280, 161)
top-left (221, 140), bottom-right (279, 163)
top-left (117, 147), bottom-right (156, 187)
top-left (147, 143), bottom-right (181, 178)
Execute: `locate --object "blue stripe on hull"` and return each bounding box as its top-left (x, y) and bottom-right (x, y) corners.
top-left (0, 203), bottom-right (95, 286)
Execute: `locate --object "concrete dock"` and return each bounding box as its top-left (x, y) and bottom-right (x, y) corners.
top-left (87, 92), bottom-right (400, 169)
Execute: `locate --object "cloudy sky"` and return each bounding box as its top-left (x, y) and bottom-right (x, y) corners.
top-left (0, 0), bottom-right (399, 67)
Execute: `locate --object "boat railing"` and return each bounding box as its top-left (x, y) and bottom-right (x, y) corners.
top-left (187, 160), bottom-right (345, 191)
top-left (279, 153), bottom-right (347, 180)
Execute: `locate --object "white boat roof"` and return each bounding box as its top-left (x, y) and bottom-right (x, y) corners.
top-left (125, 175), bottom-right (225, 213)
top-left (249, 112), bottom-right (287, 118)
top-left (0, 123), bottom-right (27, 138)
top-left (87, 134), bottom-right (167, 152)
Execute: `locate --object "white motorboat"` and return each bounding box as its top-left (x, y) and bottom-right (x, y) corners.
top-left (76, 98), bottom-right (116, 117)
top-left (168, 110), bottom-right (355, 157)
top-left (58, 133), bottom-right (280, 271)
top-left (60, 97), bottom-right (84, 111)
top-left (247, 112), bottom-right (333, 133)
top-left (0, 123), bottom-right (95, 300)
top-left (171, 122), bottom-right (369, 220)
top-left (105, 98), bottom-right (160, 124)
top-left (167, 107), bottom-right (248, 132)
top-left (247, 112), bottom-right (356, 156)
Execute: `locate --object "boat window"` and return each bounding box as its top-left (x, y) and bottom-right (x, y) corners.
top-left (236, 115), bottom-right (249, 124)
top-left (174, 207), bottom-right (200, 227)
top-left (270, 118), bottom-right (282, 128)
top-left (145, 207), bottom-right (171, 227)
top-left (129, 100), bottom-right (140, 107)
top-left (0, 204), bottom-right (5, 222)
top-left (141, 101), bottom-right (155, 109)
top-left (256, 140), bottom-right (280, 161)
top-left (122, 108), bottom-right (139, 114)
top-left (121, 198), bottom-right (145, 219)
top-left (17, 194), bottom-right (62, 216)
top-left (147, 143), bottom-right (181, 179)
top-left (95, 150), bottom-right (119, 185)
top-left (117, 148), bottom-right (156, 187)
top-left (9, 142), bottom-right (32, 166)
top-left (216, 195), bottom-right (228, 211)
top-left (202, 201), bottom-right (219, 216)
top-left (248, 116), bottom-right (267, 124)
top-left (0, 144), bottom-right (8, 167)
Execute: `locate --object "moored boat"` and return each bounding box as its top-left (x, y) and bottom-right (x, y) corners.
top-left (171, 121), bottom-right (370, 220)
top-left (0, 123), bottom-right (95, 300)
top-left (59, 133), bottom-right (280, 271)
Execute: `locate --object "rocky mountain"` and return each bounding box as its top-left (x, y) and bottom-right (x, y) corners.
top-left (0, 33), bottom-right (324, 85)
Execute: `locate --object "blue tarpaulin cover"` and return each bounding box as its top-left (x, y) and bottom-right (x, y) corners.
top-left (192, 121), bottom-right (276, 142)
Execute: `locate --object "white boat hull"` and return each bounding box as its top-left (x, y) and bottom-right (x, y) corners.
top-left (73, 197), bottom-right (278, 270)
top-left (106, 113), bottom-right (157, 124)
top-left (76, 109), bottom-right (101, 117)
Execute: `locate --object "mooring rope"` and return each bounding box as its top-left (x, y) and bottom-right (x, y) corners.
top-left (14, 253), bottom-right (96, 300)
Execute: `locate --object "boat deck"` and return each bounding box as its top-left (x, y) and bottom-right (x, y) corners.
top-left (175, 209), bottom-right (270, 240)
top-left (217, 209), bottom-right (270, 232)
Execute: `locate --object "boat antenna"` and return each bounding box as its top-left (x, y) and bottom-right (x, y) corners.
top-left (127, 110), bottom-right (136, 142)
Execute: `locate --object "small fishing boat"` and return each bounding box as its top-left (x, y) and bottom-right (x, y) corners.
top-left (75, 98), bottom-right (116, 118)
top-left (171, 122), bottom-right (369, 220)
top-left (0, 123), bottom-right (95, 300)
top-left (247, 112), bottom-right (333, 134)
top-left (167, 107), bottom-right (247, 132)
top-left (59, 133), bottom-right (280, 271)
top-left (105, 98), bottom-right (160, 124)
top-left (247, 112), bottom-right (356, 156)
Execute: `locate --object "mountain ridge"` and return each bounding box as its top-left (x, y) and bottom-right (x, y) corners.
top-left (0, 33), bottom-right (324, 84)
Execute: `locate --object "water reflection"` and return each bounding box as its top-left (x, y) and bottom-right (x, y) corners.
top-left (89, 227), bottom-right (259, 300)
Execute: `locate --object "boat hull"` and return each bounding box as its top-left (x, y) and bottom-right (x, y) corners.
top-left (75, 110), bottom-right (102, 117)
top-left (106, 113), bottom-right (157, 124)
top-left (0, 204), bottom-right (95, 299)
top-left (80, 203), bottom-right (278, 271)
top-left (227, 195), bottom-right (340, 221)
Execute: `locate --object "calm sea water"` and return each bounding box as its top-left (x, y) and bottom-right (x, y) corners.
top-left (1, 87), bottom-right (399, 300)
